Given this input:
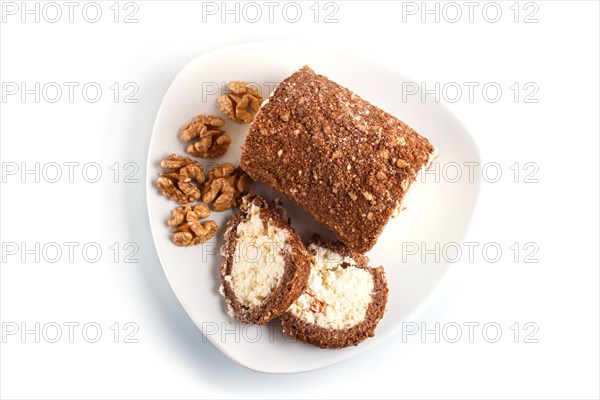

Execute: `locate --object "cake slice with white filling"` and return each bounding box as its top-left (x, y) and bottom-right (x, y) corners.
top-left (281, 239), bottom-right (388, 348)
top-left (220, 194), bottom-right (310, 325)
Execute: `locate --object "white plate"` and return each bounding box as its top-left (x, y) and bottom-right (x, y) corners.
top-left (146, 41), bottom-right (480, 373)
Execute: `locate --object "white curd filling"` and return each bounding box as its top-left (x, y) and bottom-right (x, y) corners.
top-left (224, 204), bottom-right (288, 308)
top-left (289, 244), bottom-right (374, 330)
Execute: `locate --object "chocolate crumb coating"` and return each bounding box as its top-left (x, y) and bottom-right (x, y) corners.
top-left (241, 66), bottom-right (435, 253)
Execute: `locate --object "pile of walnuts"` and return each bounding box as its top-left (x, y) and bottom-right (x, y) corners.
top-left (179, 81), bottom-right (263, 159)
top-left (157, 156), bottom-right (251, 246)
top-left (156, 80), bottom-right (261, 246)
top-left (158, 156), bottom-right (251, 208)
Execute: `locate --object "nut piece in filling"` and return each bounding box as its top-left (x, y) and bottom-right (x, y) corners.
top-left (281, 239), bottom-right (388, 349)
top-left (219, 194), bottom-right (310, 325)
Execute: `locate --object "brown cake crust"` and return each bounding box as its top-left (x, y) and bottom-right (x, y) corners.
top-left (280, 239), bottom-right (388, 349)
top-left (220, 194), bottom-right (310, 325)
top-left (241, 66), bottom-right (435, 253)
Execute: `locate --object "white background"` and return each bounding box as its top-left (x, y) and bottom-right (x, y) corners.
top-left (1, 1), bottom-right (599, 399)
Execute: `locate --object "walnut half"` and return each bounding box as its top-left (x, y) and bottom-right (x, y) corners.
top-left (180, 114), bottom-right (231, 158)
top-left (156, 154), bottom-right (205, 204)
top-left (202, 163), bottom-right (252, 211)
top-left (218, 81), bottom-right (263, 124)
top-left (168, 204), bottom-right (218, 246)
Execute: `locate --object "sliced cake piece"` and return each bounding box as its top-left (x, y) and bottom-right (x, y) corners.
top-left (241, 65), bottom-right (436, 253)
top-left (219, 194), bottom-right (310, 325)
top-left (280, 239), bottom-right (388, 349)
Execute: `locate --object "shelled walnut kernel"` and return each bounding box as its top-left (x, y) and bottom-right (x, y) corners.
top-left (156, 154), bottom-right (205, 204)
top-left (218, 81), bottom-right (263, 124)
top-left (202, 163), bottom-right (252, 211)
top-left (180, 115), bottom-right (231, 158)
top-left (168, 204), bottom-right (218, 246)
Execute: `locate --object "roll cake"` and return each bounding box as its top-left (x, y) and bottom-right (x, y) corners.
top-left (241, 66), bottom-right (436, 253)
